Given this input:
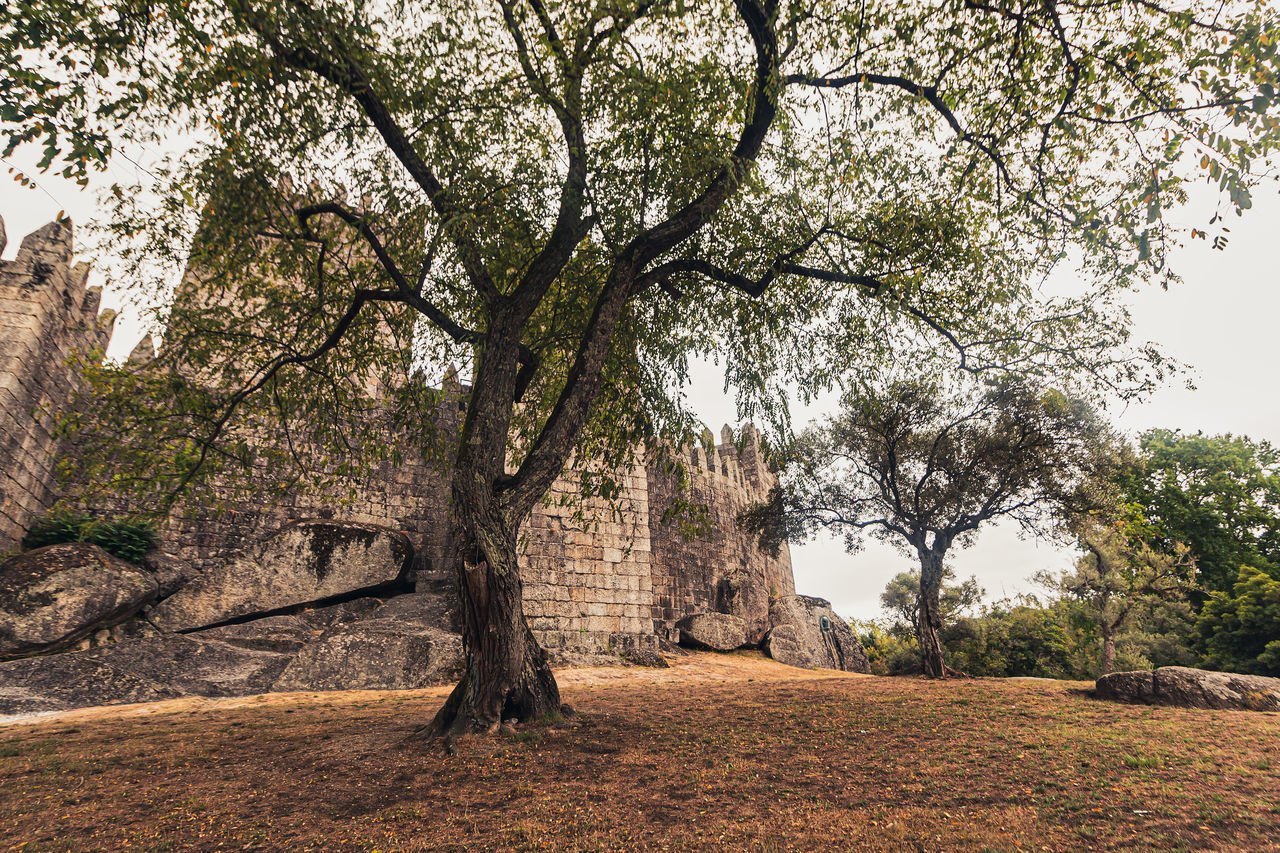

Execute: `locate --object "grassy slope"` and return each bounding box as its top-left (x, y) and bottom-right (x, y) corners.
top-left (1, 652), bottom-right (1277, 852)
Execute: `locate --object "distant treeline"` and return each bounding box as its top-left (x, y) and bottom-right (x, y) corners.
top-left (856, 429), bottom-right (1280, 679)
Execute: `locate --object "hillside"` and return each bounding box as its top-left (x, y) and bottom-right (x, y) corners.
top-left (1, 653), bottom-right (1277, 852)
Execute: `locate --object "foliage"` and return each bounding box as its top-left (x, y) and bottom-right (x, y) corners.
top-left (2, 0), bottom-right (1277, 505)
top-left (943, 602), bottom-right (1075, 679)
top-left (879, 567), bottom-right (983, 638)
top-left (866, 566), bottom-right (1197, 679)
top-left (1195, 565), bottom-right (1280, 676)
top-left (851, 620), bottom-right (921, 676)
top-left (1047, 515), bottom-right (1195, 672)
top-left (21, 511), bottom-right (158, 564)
top-left (756, 378), bottom-right (1111, 558)
top-left (1120, 430), bottom-right (1280, 599)
top-left (862, 597), bottom-right (1080, 678)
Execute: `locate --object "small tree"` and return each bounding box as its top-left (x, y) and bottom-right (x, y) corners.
top-left (880, 568), bottom-right (983, 640)
top-left (1046, 519), bottom-right (1194, 675)
top-left (747, 378), bottom-right (1106, 677)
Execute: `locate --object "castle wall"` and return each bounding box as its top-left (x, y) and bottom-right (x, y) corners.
top-left (522, 457), bottom-right (657, 654)
top-left (0, 218), bottom-right (794, 654)
top-left (646, 426), bottom-right (796, 644)
top-left (0, 219), bottom-right (113, 551)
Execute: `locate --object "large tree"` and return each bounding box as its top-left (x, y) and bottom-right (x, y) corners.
top-left (1120, 430), bottom-right (1280, 599)
top-left (4, 0), bottom-right (1278, 732)
top-left (746, 379), bottom-right (1109, 676)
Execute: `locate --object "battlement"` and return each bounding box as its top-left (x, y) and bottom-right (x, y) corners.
top-left (674, 423), bottom-right (772, 495)
top-left (0, 218), bottom-right (120, 550)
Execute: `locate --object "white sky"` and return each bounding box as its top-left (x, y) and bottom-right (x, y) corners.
top-left (3, 153), bottom-right (1278, 623)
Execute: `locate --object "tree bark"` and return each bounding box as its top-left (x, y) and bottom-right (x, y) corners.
top-left (416, 308), bottom-right (563, 740)
top-left (421, 505), bottom-right (560, 738)
top-left (917, 548), bottom-right (948, 678)
top-left (1101, 626), bottom-right (1117, 676)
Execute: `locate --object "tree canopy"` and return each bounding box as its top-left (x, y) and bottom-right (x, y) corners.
top-left (746, 377), bottom-right (1110, 675)
top-left (1050, 517), bottom-right (1194, 673)
top-left (1120, 430), bottom-right (1280, 599)
top-left (1195, 565), bottom-right (1280, 676)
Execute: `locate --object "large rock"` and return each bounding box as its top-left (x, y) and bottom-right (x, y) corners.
top-left (364, 591), bottom-right (456, 631)
top-left (0, 594), bottom-right (455, 714)
top-left (676, 612), bottom-right (748, 651)
top-left (272, 616), bottom-right (463, 691)
top-left (83, 636), bottom-right (295, 697)
top-left (139, 549), bottom-right (201, 598)
top-left (1097, 666), bottom-right (1280, 711)
top-left (190, 597), bottom-right (385, 654)
top-left (0, 652), bottom-right (183, 716)
top-left (149, 520), bottom-right (412, 631)
top-left (0, 543), bottom-right (159, 658)
top-left (1094, 669), bottom-right (1156, 704)
top-left (713, 567), bottom-right (773, 645)
top-left (764, 595), bottom-right (870, 673)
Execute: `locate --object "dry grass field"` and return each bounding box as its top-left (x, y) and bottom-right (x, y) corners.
top-left (1, 652), bottom-right (1277, 852)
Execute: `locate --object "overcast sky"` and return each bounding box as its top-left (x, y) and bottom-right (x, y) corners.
top-left (3, 155), bottom-right (1278, 622)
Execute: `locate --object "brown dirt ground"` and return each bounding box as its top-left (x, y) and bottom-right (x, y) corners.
top-left (1, 651), bottom-right (1277, 852)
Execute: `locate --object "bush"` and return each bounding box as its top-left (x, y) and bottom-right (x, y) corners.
top-left (21, 511), bottom-right (159, 565)
top-left (852, 621), bottom-right (921, 675)
top-left (943, 605), bottom-right (1075, 678)
top-left (1195, 565), bottom-right (1280, 676)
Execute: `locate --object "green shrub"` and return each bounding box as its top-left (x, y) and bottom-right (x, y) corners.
top-left (21, 511), bottom-right (158, 565)
top-left (852, 621), bottom-right (921, 675)
top-left (1195, 565), bottom-right (1280, 676)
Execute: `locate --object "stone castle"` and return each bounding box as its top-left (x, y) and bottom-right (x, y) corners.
top-left (0, 216), bottom-right (798, 657)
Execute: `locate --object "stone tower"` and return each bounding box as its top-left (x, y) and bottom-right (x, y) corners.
top-left (0, 218), bottom-right (115, 550)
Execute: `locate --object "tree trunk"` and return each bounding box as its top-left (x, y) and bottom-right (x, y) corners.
top-left (917, 548), bottom-right (947, 678)
top-left (418, 311), bottom-right (561, 741)
top-left (1101, 626), bottom-right (1117, 676)
top-left (421, 507), bottom-right (560, 739)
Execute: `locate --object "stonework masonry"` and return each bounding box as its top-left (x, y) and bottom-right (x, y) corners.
top-left (0, 217), bottom-right (795, 655)
top-left (0, 220), bottom-right (114, 550)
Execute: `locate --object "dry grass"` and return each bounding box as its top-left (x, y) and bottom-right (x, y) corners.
top-left (1, 652), bottom-right (1277, 852)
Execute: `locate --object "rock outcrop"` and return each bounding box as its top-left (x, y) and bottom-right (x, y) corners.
top-left (0, 652), bottom-right (183, 715)
top-left (676, 612), bottom-right (748, 651)
top-left (149, 520), bottom-right (412, 632)
top-left (1097, 666), bottom-right (1280, 711)
top-left (272, 617), bottom-right (463, 692)
top-left (81, 635), bottom-right (296, 698)
top-left (0, 594), bottom-right (463, 714)
top-left (139, 550), bottom-right (201, 599)
top-left (763, 595), bottom-right (870, 673)
top-left (0, 543), bottom-right (159, 658)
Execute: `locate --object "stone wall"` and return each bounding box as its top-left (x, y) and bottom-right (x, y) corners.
top-left (523, 456), bottom-right (657, 654)
top-left (647, 426), bottom-right (795, 644)
top-left (0, 218), bottom-right (795, 654)
top-left (0, 219), bottom-right (114, 552)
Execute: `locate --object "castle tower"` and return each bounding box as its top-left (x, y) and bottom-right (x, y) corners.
top-left (0, 218), bottom-right (114, 549)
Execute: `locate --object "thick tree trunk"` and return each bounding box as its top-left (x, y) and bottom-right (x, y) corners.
top-left (421, 508), bottom-right (560, 739)
top-left (917, 548), bottom-right (947, 678)
top-left (1101, 627), bottom-right (1117, 676)
top-left (416, 308), bottom-right (562, 741)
